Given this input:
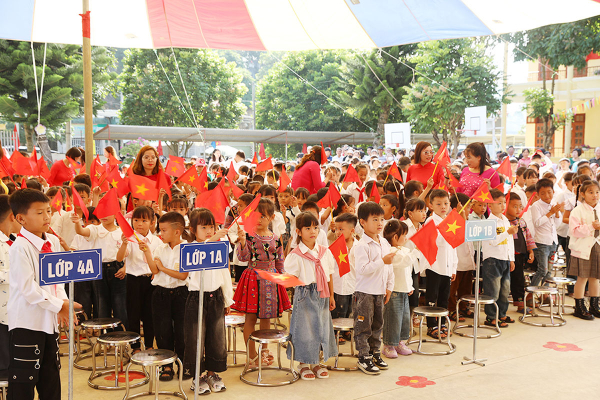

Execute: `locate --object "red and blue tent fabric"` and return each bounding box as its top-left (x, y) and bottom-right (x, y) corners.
top-left (1, 1), bottom-right (599, 51)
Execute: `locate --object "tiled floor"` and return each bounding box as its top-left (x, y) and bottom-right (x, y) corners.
top-left (59, 299), bottom-right (600, 400)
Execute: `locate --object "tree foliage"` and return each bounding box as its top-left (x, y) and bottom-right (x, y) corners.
top-left (256, 50), bottom-right (370, 134)
top-left (508, 17), bottom-right (600, 150)
top-left (336, 46), bottom-right (416, 140)
top-left (119, 49), bottom-right (247, 156)
top-left (402, 38), bottom-right (507, 157)
top-left (0, 40), bottom-right (116, 156)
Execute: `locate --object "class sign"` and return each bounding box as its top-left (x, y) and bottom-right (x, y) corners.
top-left (179, 241), bottom-right (229, 272)
top-left (39, 249), bottom-right (102, 286)
top-left (465, 220), bottom-right (497, 242)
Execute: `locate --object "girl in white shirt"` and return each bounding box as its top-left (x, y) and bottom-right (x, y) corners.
top-left (381, 220), bottom-right (418, 359)
top-left (404, 198), bottom-right (428, 326)
top-left (284, 212), bottom-right (337, 380)
top-left (568, 180), bottom-right (600, 320)
top-left (182, 209), bottom-right (233, 393)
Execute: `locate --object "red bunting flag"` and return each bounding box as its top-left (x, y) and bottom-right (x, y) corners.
top-left (255, 269), bottom-right (305, 288)
top-left (496, 156), bottom-right (512, 181)
top-left (369, 182), bottom-right (381, 203)
top-left (343, 164), bottom-right (362, 185)
top-left (471, 183), bottom-right (496, 203)
top-left (93, 188), bottom-right (120, 219)
top-left (259, 143), bottom-right (266, 161)
top-left (329, 234), bottom-right (350, 277)
top-left (387, 162), bottom-right (402, 181)
top-left (51, 191), bottom-right (63, 215)
top-left (320, 142), bottom-right (327, 165)
top-left (129, 175), bottom-right (159, 202)
top-left (255, 157), bottom-right (273, 173)
top-left (71, 187), bottom-right (89, 221)
top-left (278, 168), bottom-right (291, 192)
top-left (115, 211), bottom-right (135, 239)
top-left (437, 209), bottom-right (465, 249)
top-left (409, 220), bottom-right (439, 266)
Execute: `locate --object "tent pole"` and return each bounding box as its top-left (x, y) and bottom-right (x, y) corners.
top-left (82, 0), bottom-right (93, 174)
top-left (285, 131), bottom-right (288, 162)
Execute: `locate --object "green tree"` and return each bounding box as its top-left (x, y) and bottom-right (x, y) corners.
top-left (256, 50), bottom-right (370, 133)
top-left (119, 49), bottom-right (247, 156)
top-left (508, 17), bottom-right (600, 150)
top-left (402, 38), bottom-right (507, 157)
top-left (336, 46), bottom-right (416, 140)
top-left (0, 40), bottom-right (116, 160)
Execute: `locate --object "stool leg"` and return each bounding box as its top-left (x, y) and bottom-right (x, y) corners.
top-left (334, 331), bottom-right (340, 369)
top-left (549, 296), bottom-right (555, 325)
top-left (176, 358), bottom-right (188, 400)
top-left (277, 342), bottom-right (282, 369)
top-left (123, 361), bottom-right (132, 399)
top-left (90, 341), bottom-right (98, 380)
top-left (232, 327), bottom-right (237, 365)
top-left (154, 365), bottom-right (160, 400)
top-left (445, 317), bottom-right (452, 349)
top-left (417, 316), bottom-right (424, 353)
top-left (289, 341), bottom-right (295, 379)
top-left (494, 303), bottom-right (500, 334)
top-left (437, 315), bottom-right (442, 344)
top-left (350, 329), bottom-right (355, 357)
top-left (257, 341), bottom-right (262, 384)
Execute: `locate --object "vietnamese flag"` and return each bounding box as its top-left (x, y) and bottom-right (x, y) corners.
top-left (197, 167), bottom-right (208, 193)
top-left (343, 164), bottom-right (361, 185)
top-left (496, 156), bottom-right (512, 181)
top-left (129, 175), bottom-right (159, 201)
top-left (227, 178), bottom-right (244, 199)
top-left (64, 193), bottom-right (73, 212)
top-left (316, 191), bottom-right (331, 209)
top-left (256, 157), bottom-right (273, 172)
top-left (278, 168), bottom-right (291, 192)
top-left (446, 168), bottom-right (463, 189)
top-left (91, 156), bottom-right (109, 192)
top-left (471, 183), bottom-right (495, 203)
top-left (320, 142), bottom-right (327, 165)
top-left (107, 167), bottom-right (129, 198)
top-left (518, 192), bottom-right (537, 218)
top-left (242, 210), bottom-right (262, 236)
top-left (240, 194), bottom-right (262, 224)
top-left (107, 153), bottom-right (122, 166)
top-left (259, 143), bottom-right (266, 161)
top-left (36, 158), bottom-right (51, 182)
top-left (72, 188), bottom-right (89, 221)
top-left (434, 181), bottom-right (448, 192)
top-left (115, 211), bottom-right (135, 239)
top-left (66, 156), bottom-right (82, 174)
top-left (166, 155), bottom-right (185, 177)
top-left (195, 184), bottom-right (230, 224)
top-left (410, 220), bottom-right (439, 266)
top-left (255, 269), bottom-right (305, 288)
top-left (369, 181), bottom-right (380, 203)
top-left (51, 191), bottom-right (63, 215)
top-left (329, 234), bottom-right (350, 277)
top-left (387, 162), bottom-right (402, 181)
top-left (11, 150), bottom-right (34, 175)
top-left (251, 152), bottom-right (259, 165)
top-left (226, 161), bottom-right (237, 183)
top-left (177, 166), bottom-right (207, 191)
top-left (317, 184), bottom-right (341, 209)
top-left (156, 169), bottom-right (172, 201)
top-left (437, 209), bottom-right (465, 249)
top-left (93, 188), bottom-right (120, 219)
top-left (433, 141), bottom-right (451, 169)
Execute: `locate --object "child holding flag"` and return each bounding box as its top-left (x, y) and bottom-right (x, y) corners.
top-left (330, 213), bottom-right (358, 320)
top-left (284, 212), bottom-right (337, 380)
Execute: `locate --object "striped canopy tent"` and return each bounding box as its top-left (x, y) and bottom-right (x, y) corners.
top-left (1, 0), bottom-right (600, 51)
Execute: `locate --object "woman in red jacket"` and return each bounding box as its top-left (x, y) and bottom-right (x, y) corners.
top-left (48, 147), bottom-right (82, 186)
top-left (406, 141), bottom-right (444, 192)
top-left (291, 146), bottom-right (331, 194)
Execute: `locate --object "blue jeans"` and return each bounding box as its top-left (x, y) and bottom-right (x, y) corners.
top-left (531, 242), bottom-right (557, 286)
top-left (382, 292), bottom-right (411, 345)
top-left (92, 262), bottom-right (128, 329)
top-left (481, 258), bottom-right (511, 319)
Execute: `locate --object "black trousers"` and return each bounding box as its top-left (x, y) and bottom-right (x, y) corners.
top-left (425, 270), bottom-right (451, 328)
top-left (512, 253), bottom-right (527, 302)
top-left (127, 274), bottom-right (155, 349)
top-left (409, 272), bottom-right (420, 308)
top-left (8, 328), bottom-right (60, 400)
top-left (183, 289), bottom-right (227, 376)
top-left (0, 323), bottom-right (8, 377)
top-left (152, 286), bottom-right (188, 368)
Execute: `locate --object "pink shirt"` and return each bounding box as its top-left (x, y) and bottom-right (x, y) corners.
top-left (457, 167), bottom-right (501, 197)
top-left (291, 160), bottom-right (325, 194)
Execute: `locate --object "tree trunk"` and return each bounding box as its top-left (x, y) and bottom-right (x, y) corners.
top-left (543, 73), bottom-right (558, 151)
top-left (432, 129), bottom-right (441, 148)
top-left (376, 105), bottom-right (390, 145)
top-left (450, 129), bottom-right (461, 158)
top-left (166, 141), bottom-right (179, 157)
top-left (24, 125), bottom-right (34, 153)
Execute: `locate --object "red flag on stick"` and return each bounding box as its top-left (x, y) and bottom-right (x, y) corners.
top-left (256, 157), bottom-right (273, 172)
top-left (242, 210), bottom-right (262, 236)
top-left (343, 165), bottom-right (361, 185)
top-left (51, 191), bottom-right (63, 215)
top-left (446, 168), bottom-right (463, 189)
top-left (157, 141), bottom-right (163, 156)
top-left (129, 175), bottom-right (159, 202)
top-left (255, 269), bottom-right (305, 288)
top-left (93, 188), bottom-right (120, 219)
top-left (166, 155), bottom-right (185, 177)
top-left (156, 169), bottom-right (172, 201)
top-left (320, 142), bottom-right (327, 165)
top-left (409, 220), bottom-right (438, 266)
top-left (387, 162), bottom-right (402, 181)
top-left (259, 143), bottom-right (266, 160)
top-left (115, 211), bottom-right (135, 239)
top-left (279, 168), bottom-right (291, 192)
top-left (329, 234), bottom-right (350, 277)
top-left (251, 152), bottom-right (259, 165)
top-left (226, 161), bottom-right (237, 183)
top-left (107, 167), bottom-right (129, 198)
top-left (240, 194), bottom-right (262, 224)
top-left (432, 141), bottom-right (451, 169)
top-left (437, 209), bottom-right (466, 249)
top-left (195, 184), bottom-right (229, 225)
top-left (71, 188), bottom-right (89, 221)
top-left (471, 183), bottom-right (496, 204)
top-left (369, 181), bottom-right (381, 203)
top-left (496, 156), bottom-right (512, 181)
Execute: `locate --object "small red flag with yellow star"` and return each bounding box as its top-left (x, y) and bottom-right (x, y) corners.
top-left (471, 182), bottom-right (496, 203)
top-left (51, 191), bottom-right (63, 215)
top-left (437, 209), bottom-right (465, 249)
top-left (107, 167), bottom-right (129, 198)
top-left (329, 234), bottom-right (350, 277)
top-left (166, 155), bottom-right (185, 178)
top-left (255, 269), bottom-right (305, 288)
top-left (409, 220), bottom-right (438, 266)
top-left (129, 175), bottom-right (159, 202)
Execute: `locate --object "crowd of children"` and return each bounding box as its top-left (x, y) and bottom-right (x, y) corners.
top-left (3, 140), bottom-right (600, 400)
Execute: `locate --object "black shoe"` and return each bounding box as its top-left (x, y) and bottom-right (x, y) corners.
top-left (159, 367), bottom-right (174, 381)
top-left (589, 297), bottom-right (600, 318)
top-left (357, 355), bottom-right (380, 375)
top-left (574, 298), bottom-right (594, 321)
top-left (371, 352), bottom-right (388, 370)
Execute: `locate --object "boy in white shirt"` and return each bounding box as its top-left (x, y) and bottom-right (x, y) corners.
top-left (354, 202), bottom-right (394, 375)
top-left (344, 164), bottom-right (370, 205)
top-left (424, 190), bottom-right (457, 339)
top-left (51, 183), bottom-right (90, 247)
top-left (331, 213), bottom-right (357, 320)
top-left (7, 189), bottom-right (80, 400)
top-left (482, 189), bottom-right (518, 327)
top-left (530, 179), bottom-right (564, 287)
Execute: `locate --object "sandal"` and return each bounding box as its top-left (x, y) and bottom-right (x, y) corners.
top-left (337, 336), bottom-right (346, 344)
top-left (312, 365), bottom-right (329, 379)
top-left (501, 316), bottom-right (516, 323)
top-left (159, 367), bottom-right (174, 381)
top-left (299, 365), bottom-right (315, 380)
top-left (484, 318), bottom-right (508, 328)
top-left (449, 311), bottom-right (465, 322)
top-left (460, 309), bottom-right (475, 318)
top-left (441, 326), bottom-right (452, 337)
top-left (260, 350), bottom-right (274, 366)
top-left (427, 327), bottom-right (446, 339)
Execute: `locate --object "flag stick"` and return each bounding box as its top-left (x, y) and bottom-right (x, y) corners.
top-left (430, 162), bottom-right (439, 180)
top-left (459, 198), bottom-right (472, 214)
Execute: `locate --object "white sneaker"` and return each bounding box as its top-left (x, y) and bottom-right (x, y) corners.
top-left (207, 373), bottom-right (226, 392)
top-left (190, 375), bottom-right (210, 394)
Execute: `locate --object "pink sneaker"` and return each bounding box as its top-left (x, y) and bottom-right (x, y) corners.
top-left (394, 341), bottom-right (413, 356)
top-left (382, 345), bottom-right (398, 359)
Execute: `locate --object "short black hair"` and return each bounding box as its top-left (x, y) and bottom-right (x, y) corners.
top-left (132, 206), bottom-right (154, 221)
top-left (9, 188), bottom-right (50, 216)
top-left (158, 211), bottom-right (185, 233)
top-left (86, 207), bottom-right (100, 223)
top-left (358, 201), bottom-right (384, 222)
top-left (301, 201), bottom-right (319, 214)
top-left (429, 189), bottom-right (449, 202)
top-left (236, 150), bottom-right (246, 159)
top-left (383, 220), bottom-right (409, 245)
top-left (525, 184), bottom-right (537, 194)
top-left (563, 172), bottom-right (575, 183)
top-left (73, 183), bottom-right (91, 196)
top-left (257, 198), bottom-right (275, 217)
top-left (508, 192), bottom-right (522, 203)
top-left (523, 169), bottom-right (539, 180)
top-left (490, 188), bottom-right (504, 200)
top-left (450, 192), bottom-right (470, 209)
top-left (295, 187), bottom-right (310, 200)
top-left (295, 212), bottom-right (319, 244)
top-left (24, 179), bottom-right (42, 191)
top-left (404, 180), bottom-right (423, 199)
top-left (73, 174), bottom-right (92, 188)
top-left (0, 194), bottom-right (12, 223)
top-left (535, 178), bottom-right (554, 192)
top-left (168, 197), bottom-right (189, 210)
top-left (516, 166), bottom-right (527, 177)
top-left (335, 212), bottom-right (358, 227)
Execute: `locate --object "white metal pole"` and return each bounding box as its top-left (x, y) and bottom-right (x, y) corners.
top-left (194, 271), bottom-right (204, 400)
top-left (68, 281), bottom-right (74, 400)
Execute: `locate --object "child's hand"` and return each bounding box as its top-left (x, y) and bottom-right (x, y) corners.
top-left (528, 251), bottom-right (535, 263)
top-left (225, 307), bottom-right (231, 315)
top-left (510, 261), bottom-right (515, 272)
top-left (151, 203), bottom-right (160, 214)
top-left (58, 300), bottom-right (83, 327)
top-left (70, 212), bottom-right (81, 224)
top-left (329, 296), bottom-right (336, 311)
top-left (92, 186), bottom-right (102, 197)
top-left (211, 228), bottom-right (229, 241)
top-left (483, 178), bottom-right (491, 188)
top-left (291, 196), bottom-right (298, 208)
top-left (121, 234), bottom-right (129, 244)
top-left (507, 225), bottom-right (518, 235)
top-left (238, 232), bottom-right (246, 248)
top-left (408, 290), bottom-right (414, 296)
top-left (138, 242), bottom-right (149, 253)
top-left (426, 177), bottom-right (434, 189)
top-left (451, 273), bottom-right (456, 282)
top-left (593, 221), bottom-right (600, 230)
top-left (384, 290), bottom-right (392, 304)
top-left (115, 266), bottom-right (126, 280)
top-left (382, 253), bottom-right (395, 264)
